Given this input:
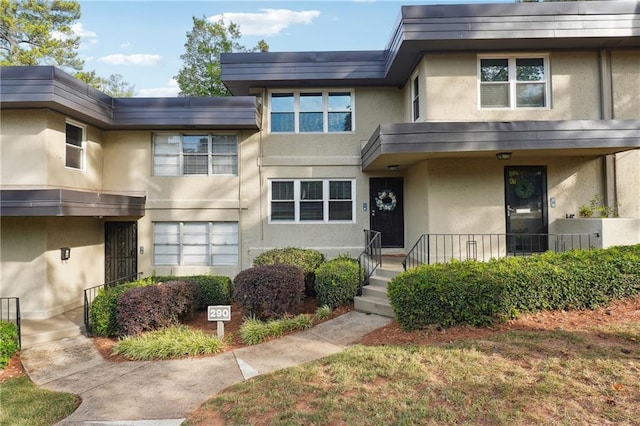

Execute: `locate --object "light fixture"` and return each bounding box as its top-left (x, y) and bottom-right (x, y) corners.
top-left (387, 164), bottom-right (399, 171)
top-left (496, 152), bottom-right (512, 161)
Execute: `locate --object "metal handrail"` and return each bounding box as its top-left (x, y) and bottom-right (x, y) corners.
top-left (357, 230), bottom-right (382, 295)
top-left (403, 233), bottom-right (596, 270)
top-left (0, 297), bottom-right (21, 349)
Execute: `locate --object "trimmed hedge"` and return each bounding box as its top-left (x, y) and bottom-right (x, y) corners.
top-left (315, 258), bottom-right (360, 308)
top-left (389, 245), bottom-right (640, 331)
top-left (253, 247), bottom-right (325, 295)
top-left (153, 275), bottom-right (233, 309)
top-left (117, 280), bottom-right (198, 336)
top-left (0, 322), bottom-right (19, 369)
top-left (234, 264), bottom-right (305, 319)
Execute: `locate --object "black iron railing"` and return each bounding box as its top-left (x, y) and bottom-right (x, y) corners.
top-left (84, 274), bottom-right (139, 335)
top-left (357, 230), bottom-right (382, 295)
top-left (0, 297), bottom-right (21, 349)
top-left (403, 233), bottom-right (596, 271)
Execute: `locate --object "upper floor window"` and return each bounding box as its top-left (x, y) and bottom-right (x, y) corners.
top-left (270, 91), bottom-right (353, 133)
top-left (412, 75), bottom-right (420, 121)
top-left (153, 133), bottom-right (238, 176)
top-left (65, 121), bottom-right (85, 170)
top-left (478, 55), bottom-right (549, 109)
top-left (269, 179), bottom-right (355, 223)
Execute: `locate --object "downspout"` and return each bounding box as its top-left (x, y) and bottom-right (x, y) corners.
top-left (598, 48), bottom-right (617, 214)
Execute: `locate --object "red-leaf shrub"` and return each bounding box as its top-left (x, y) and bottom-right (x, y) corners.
top-left (233, 264), bottom-right (305, 320)
top-left (116, 280), bottom-right (198, 336)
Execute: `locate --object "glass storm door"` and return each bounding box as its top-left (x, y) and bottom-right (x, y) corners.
top-left (504, 166), bottom-right (548, 254)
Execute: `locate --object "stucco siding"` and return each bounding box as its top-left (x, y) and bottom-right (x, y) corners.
top-left (616, 150), bottom-right (640, 219)
top-left (423, 52), bottom-right (600, 122)
top-left (1, 111), bottom-right (49, 186)
top-left (612, 49), bottom-right (640, 119)
top-left (401, 156), bottom-right (604, 239)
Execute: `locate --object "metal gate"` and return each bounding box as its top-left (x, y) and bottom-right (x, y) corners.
top-left (105, 222), bottom-right (138, 285)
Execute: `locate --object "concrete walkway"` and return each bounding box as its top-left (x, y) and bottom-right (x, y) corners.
top-left (20, 311), bottom-right (392, 426)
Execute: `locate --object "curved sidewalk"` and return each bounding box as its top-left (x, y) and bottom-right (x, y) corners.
top-left (20, 311), bottom-right (391, 426)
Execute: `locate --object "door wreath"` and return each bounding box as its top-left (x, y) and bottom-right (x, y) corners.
top-left (375, 190), bottom-right (397, 212)
top-left (514, 178), bottom-right (535, 199)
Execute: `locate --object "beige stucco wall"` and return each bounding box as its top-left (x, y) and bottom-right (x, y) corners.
top-left (0, 217), bottom-right (103, 319)
top-left (612, 49), bottom-right (640, 120)
top-left (0, 109), bottom-right (103, 190)
top-left (422, 52), bottom-right (600, 122)
top-left (402, 156), bottom-right (604, 243)
top-left (244, 87), bottom-right (405, 261)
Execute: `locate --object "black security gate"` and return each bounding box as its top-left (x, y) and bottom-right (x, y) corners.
top-left (105, 222), bottom-right (138, 285)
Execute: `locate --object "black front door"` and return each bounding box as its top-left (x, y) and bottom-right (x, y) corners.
top-left (105, 222), bottom-right (138, 285)
top-left (370, 177), bottom-right (404, 248)
top-left (505, 166), bottom-right (548, 254)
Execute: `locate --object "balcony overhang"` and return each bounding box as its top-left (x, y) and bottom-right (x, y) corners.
top-left (361, 120), bottom-right (640, 171)
top-left (0, 189), bottom-right (146, 217)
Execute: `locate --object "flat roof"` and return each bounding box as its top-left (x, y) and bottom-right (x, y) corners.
top-left (0, 66), bottom-right (260, 130)
top-left (221, 1), bottom-right (640, 95)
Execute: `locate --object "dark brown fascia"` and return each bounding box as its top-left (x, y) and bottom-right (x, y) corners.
top-left (0, 189), bottom-right (146, 217)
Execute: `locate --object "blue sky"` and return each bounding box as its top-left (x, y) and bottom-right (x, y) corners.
top-left (75, 0), bottom-right (512, 97)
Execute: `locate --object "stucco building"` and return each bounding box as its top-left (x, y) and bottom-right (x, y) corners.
top-left (2, 1), bottom-right (639, 319)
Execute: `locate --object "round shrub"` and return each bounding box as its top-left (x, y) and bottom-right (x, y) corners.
top-left (153, 275), bottom-right (233, 310)
top-left (89, 278), bottom-right (154, 337)
top-left (315, 258), bottom-right (360, 308)
top-left (233, 264), bottom-right (305, 320)
top-left (253, 247), bottom-right (325, 296)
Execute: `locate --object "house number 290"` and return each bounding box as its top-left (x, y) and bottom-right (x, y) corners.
top-left (208, 305), bottom-right (231, 322)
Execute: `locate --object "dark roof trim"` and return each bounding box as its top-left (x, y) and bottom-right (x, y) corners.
top-left (0, 189), bottom-right (146, 217)
top-left (361, 120), bottom-right (640, 170)
top-left (221, 1), bottom-right (640, 95)
top-left (0, 66), bottom-right (260, 130)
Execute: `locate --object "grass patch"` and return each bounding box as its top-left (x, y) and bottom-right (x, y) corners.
top-left (112, 325), bottom-right (224, 360)
top-left (0, 376), bottom-right (79, 426)
top-left (239, 313), bottom-right (314, 345)
top-left (186, 322), bottom-right (640, 425)
top-left (315, 305), bottom-right (333, 321)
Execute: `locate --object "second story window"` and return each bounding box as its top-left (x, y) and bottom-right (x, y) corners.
top-left (65, 121), bottom-right (85, 170)
top-left (270, 91), bottom-right (353, 133)
top-left (479, 55), bottom-right (549, 109)
top-left (153, 133), bottom-right (238, 176)
top-left (412, 75), bottom-right (420, 121)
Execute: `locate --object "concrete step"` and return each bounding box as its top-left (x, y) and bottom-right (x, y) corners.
top-left (21, 307), bottom-right (85, 349)
top-left (354, 296), bottom-right (395, 318)
top-left (354, 266), bottom-right (401, 318)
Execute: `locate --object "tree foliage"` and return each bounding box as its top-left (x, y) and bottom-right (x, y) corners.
top-left (75, 70), bottom-right (136, 97)
top-left (175, 16), bottom-right (268, 97)
top-left (1, 0), bottom-right (84, 70)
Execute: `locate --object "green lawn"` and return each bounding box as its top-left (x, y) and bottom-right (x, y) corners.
top-left (185, 321), bottom-right (640, 425)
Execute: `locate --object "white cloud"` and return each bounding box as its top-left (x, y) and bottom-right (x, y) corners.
top-left (71, 22), bottom-right (97, 38)
top-left (97, 54), bottom-right (161, 66)
top-left (120, 41), bottom-right (131, 49)
top-left (209, 9), bottom-right (321, 37)
top-left (137, 79), bottom-right (179, 97)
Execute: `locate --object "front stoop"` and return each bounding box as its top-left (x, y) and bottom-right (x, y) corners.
top-left (354, 267), bottom-right (400, 319)
top-left (21, 307), bottom-right (85, 348)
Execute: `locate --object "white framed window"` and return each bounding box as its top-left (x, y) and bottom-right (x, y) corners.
top-left (153, 221), bottom-right (238, 266)
top-left (269, 179), bottom-right (355, 223)
top-left (412, 75), bottom-right (420, 122)
top-left (478, 55), bottom-right (550, 109)
top-left (153, 133), bottom-right (238, 176)
top-left (65, 121), bottom-right (85, 170)
top-left (269, 90), bottom-right (353, 133)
